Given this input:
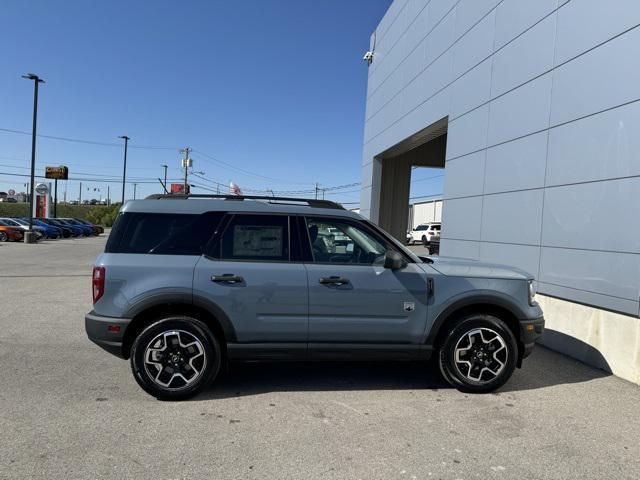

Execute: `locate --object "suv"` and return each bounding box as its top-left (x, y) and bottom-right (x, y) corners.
top-left (86, 195), bottom-right (544, 400)
top-left (407, 222), bottom-right (440, 245)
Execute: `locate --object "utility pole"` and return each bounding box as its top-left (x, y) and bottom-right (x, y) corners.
top-left (79, 182), bottom-right (82, 204)
top-left (22, 73), bottom-right (44, 242)
top-left (161, 164), bottom-right (168, 193)
top-left (180, 147), bottom-right (192, 194)
top-left (133, 183), bottom-right (137, 200)
top-left (107, 186), bottom-right (110, 205)
top-left (119, 135), bottom-right (130, 204)
top-left (315, 183), bottom-right (320, 200)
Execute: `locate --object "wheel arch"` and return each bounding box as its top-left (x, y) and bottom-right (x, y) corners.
top-left (426, 294), bottom-right (525, 366)
top-left (121, 296), bottom-right (237, 359)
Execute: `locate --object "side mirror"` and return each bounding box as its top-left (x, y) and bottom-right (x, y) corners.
top-left (383, 250), bottom-right (406, 270)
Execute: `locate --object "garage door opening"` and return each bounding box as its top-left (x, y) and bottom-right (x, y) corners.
top-left (375, 117), bottom-right (447, 241)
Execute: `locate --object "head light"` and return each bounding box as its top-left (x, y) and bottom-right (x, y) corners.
top-left (528, 280), bottom-right (537, 306)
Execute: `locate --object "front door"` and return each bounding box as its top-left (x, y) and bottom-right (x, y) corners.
top-left (193, 214), bottom-right (308, 343)
top-left (303, 216), bottom-right (429, 344)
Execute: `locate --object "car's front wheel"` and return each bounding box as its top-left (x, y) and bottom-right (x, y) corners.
top-left (0, 232), bottom-right (7, 242)
top-left (438, 314), bottom-right (517, 393)
top-left (130, 316), bottom-right (222, 400)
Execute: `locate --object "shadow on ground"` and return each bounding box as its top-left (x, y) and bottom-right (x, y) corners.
top-left (198, 340), bottom-right (610, 400)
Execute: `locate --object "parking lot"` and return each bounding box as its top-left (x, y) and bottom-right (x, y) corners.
top-left (1, 235), bottom-right (639, 480)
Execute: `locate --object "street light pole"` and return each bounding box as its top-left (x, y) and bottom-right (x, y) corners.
top-left (119, 135), bottom-right (130, 204)
top-left (22, 73), bottom-right (44, 243)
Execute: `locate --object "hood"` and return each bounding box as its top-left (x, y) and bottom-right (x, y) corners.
top-left (423, 256), bottom-right (533, 281)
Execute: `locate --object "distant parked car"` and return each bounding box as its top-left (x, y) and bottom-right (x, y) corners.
top-left (0, 218), bottom-right (45, 241)
top-left (29, 219), bottom-right (63, 239)
top-left (59, 218), bottom-right (95, 236)
top-left (43, 218), bottom-right (83, 237)
top-left (74, 218), bottom-right (104, 235)
top-left (0, 197), bottom-right (17, 203)
top-left (68, 200), bottom-right (79, 205)
top-left (0, 224), bottom-right (23, 242)
top-left (407, 222), bottom-right (441, 245)
top-left (9, 218), bottom-right (55, 239)
top-left (56, 218), bottom-right (92, 236)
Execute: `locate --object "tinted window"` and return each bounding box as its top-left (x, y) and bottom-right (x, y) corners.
top-left (106, 212), bottom-right (223, 255)
top-left (220, 214), bottom-right (289, 261)
top-left (305, 217), bottom-right (388, 265)
top-left (415, 225), bottom-right (427, 231)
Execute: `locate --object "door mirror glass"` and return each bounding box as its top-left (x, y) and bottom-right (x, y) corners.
top-left (383, 250), bottom-right (406, 270)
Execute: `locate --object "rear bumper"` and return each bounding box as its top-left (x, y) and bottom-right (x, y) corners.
top-left (519, 315), bottom-right (545, 360)
top-left (85, 311), bottom-right (131, 359)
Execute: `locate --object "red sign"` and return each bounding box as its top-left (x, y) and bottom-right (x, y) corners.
top-left (170, 183), bottom-right (190, 194)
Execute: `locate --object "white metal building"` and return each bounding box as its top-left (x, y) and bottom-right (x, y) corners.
top-left (360, 0), bottom-right (640, 383)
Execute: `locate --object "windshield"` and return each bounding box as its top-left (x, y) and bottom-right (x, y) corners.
top-left (1, 218), bottom-right (21, 226)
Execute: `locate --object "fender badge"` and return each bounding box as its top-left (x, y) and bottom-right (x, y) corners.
top-left (403, 301), bottom-right (415, 312)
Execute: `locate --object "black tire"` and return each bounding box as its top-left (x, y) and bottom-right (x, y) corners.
top-left (438, 314), bottom-right (517, 393)
top-left (0, 232), bottom-right (7, 242)
top-left (130, 316), bottom-right (222, 400)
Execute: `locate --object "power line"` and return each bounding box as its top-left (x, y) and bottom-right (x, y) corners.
top-left (0, 170), bottom-right (183, 184)
top-left (0, 127), bottom-right (178, 150)
top-left (192, 148), bottom-right (314, 185)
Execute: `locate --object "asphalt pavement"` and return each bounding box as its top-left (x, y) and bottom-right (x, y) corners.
top-left (1, 235), bottom-right (639, 479)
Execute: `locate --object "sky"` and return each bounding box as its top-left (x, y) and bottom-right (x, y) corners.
top-left (0, 0), bottom-right (443, 206)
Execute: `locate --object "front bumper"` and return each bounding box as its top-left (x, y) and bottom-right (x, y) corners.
top-left (85, 311), bottom-right (131, 358)
top-left (519, 315), bottom-right (545, 360)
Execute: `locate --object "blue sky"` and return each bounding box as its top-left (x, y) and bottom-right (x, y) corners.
top-left (0, 0), bottom-right (443, 205)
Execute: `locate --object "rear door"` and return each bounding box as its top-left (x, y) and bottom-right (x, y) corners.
top-left (193, 213), bottom-right (308, 343)
top-left (302, 216), bottom-right (430, 345)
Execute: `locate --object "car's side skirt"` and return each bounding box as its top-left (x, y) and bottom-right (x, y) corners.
top-left (227, 343), bottom-right (433, 362)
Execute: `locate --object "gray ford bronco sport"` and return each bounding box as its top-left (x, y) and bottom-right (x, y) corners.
top-left (86, 194), bottom-right (544, 400)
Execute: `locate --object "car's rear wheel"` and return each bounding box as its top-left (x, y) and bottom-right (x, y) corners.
top-left (438, 314), bottom-right (517, 393)
top-left (0, 232), bottom-right (7, 242)
top-left (131, 316), bottom-right (222, 400)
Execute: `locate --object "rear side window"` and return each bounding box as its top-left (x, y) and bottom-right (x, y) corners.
top-left (106, 212), bottom-right (223, 255)
top-left (219, 214), bottom-right (289, 261)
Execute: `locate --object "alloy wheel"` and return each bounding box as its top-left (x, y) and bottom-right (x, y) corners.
top-left (143, 330), bottom-right (207, 390)
top-left (453, 328), bottom-right (507, 383)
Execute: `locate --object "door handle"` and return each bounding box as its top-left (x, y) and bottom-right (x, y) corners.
top-left (211, 274), bottom-right (244, 284)
top-left (319, 276), bottom-right (350, 286)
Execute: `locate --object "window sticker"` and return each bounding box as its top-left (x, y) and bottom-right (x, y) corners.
top-left (232, 225), bottom-right (283, 257)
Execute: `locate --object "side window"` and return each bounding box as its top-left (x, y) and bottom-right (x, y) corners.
top-left (105, 212), bottom-right (223, 255)
top-left (220, 215), bottom-right (289, 261)
top-left (305, 217), bottom-right (389, 265)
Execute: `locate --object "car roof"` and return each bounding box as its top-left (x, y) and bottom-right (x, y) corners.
top-left (121, 196), bottom-right (363, 220)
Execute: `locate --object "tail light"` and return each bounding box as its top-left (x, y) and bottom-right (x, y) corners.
top-left (92, 266), bottom-right (105, 304)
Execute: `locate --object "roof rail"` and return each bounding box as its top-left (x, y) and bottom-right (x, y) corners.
top-left (144, 193), bottom-right (346, 210)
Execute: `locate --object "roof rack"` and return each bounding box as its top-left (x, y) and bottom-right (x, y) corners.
top-left (144, 193), bottom-right (346, 210)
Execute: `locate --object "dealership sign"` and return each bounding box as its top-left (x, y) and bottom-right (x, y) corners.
top-left (45, 165), bottom-right (69, 180)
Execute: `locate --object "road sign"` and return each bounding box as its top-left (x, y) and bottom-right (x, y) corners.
top-left (45, 166), bottom-right (69, 180)
top-left (8, 189), bottom-right (15, 196)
